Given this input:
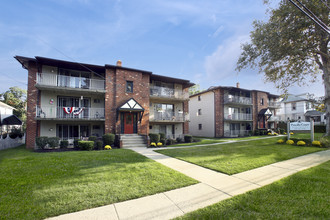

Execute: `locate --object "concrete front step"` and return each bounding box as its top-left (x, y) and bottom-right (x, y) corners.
top-left (121, 135), bottom-right (147, 148)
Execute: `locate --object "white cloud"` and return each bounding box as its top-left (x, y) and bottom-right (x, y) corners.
top-left (204, 34), bottom-right (250, 81)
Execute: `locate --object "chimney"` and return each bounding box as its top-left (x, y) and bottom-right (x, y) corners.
top-left (236, 82), bottom-right (240, 88)
top-left (116, 60), bottom-right (122, 67)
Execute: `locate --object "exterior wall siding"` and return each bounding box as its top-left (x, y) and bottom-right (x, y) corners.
top-left (189, 91), bottom-right (215, 137)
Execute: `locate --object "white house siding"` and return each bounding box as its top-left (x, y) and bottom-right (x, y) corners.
top-left (189, 91), bottom-right (215, 137)
top-left (278, 101), bottom-right (313, 121)
top-left (149, 123), bottom-right (183, 139)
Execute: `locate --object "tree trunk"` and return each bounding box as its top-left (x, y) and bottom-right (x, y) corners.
top-left (323, 61), bottom-right (330, 136)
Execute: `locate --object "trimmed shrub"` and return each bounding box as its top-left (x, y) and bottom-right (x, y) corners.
top-left (95, 140), bottom-right (103, 150)
top-left (160, 138), bottom-right (166, 145)
top-left (159, 133), bottom-right (166, 140)
top-left (319, 136), bottom-right (330, 147)
top-left (314, 125), bottom-right (326, 133)
top-left (277, 139), bottom-right (284, 144)
top-left (297, 141), bottom-right (306, 146)
top-left (254, 130), bottom-right (260, 136)
top-left (47, 137), bottom-right (60, 149)
top-left (114, 135), bottom-right (120, 147)
top-left (312, 140), bottom-right (322, 147)
top-left (286, 140), bottom-right (294, 145)
top-left (73, 139), bottom-right (81, 148)
top-left (166, 138), bottom-right (175, 145)
top-left (18, 133), bottom-right (23, 138)
top-left (2, 133), bottom-right (7, 139)
top-left (149, 133), bottom-right (160, 143)
top-left (176, 137), bottom-right (183, 143)
top-left (60, 140), bottom-right (69, 149)
top-left (184, 135), bottom-right (193, 143)
top-left (102, 133), bottom-right (115, 146)
top-left (9, 133), bottom-right (18, 139)
top-left (78, 141), bottom-right (94, 151)
top-left (36, 136), bottom-right (48, 149)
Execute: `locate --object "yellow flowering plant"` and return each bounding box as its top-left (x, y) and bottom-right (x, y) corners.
top-left (277, 139), bottom-right (284, 144)
top-left (312, 141), bottom-right (321, 147)
top-left (297, 141), bottom-right (306, 146)
top-left (286, 140), bottom-right (294, 145)
top-left (104, 145), bottom-right (112, 150)
top-left (150, 142), bottom-right (157, 147)
top-left (157, 142), bottom-right (163, 146)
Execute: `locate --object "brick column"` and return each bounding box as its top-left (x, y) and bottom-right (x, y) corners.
top-left (25, 62), bottom-right (38, 149)
top-left (214, 89), bottom-right (224, 137)
top-left (105, 68), bottom-right (116, 134)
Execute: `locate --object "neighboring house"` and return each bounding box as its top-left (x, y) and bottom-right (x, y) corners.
top-left (15, 56), bottom-right (193, 149)
top-left (0, 101), bottom-right (22, 133)
top-left (189, 83), bottom-right (280, 137)
top-left (277, 93), bottom-right (325, 124)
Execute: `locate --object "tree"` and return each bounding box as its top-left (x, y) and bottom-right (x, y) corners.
top-left (0, 87), bottom-right (27, 121)
top-left (189, 84), bottom-right (204, 95)
top-left (236, 0), bottom-right (329, 135)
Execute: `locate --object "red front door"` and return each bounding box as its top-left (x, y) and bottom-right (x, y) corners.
top-left (124, 113), bottom-right (134, 134)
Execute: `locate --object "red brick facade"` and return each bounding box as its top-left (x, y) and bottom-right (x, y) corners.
top-left (17, 56), bottom-right (192, 149)
top-left (25, 61), bottom-right (38, 149)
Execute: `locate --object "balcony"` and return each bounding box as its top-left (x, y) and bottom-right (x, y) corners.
top-left (224, 95), bottom-right (252, 105)
top-left (36, 73), bottom-right (106, 94)
top-left (224, 113), bottom-right (252, 121)
top-left (224, 130), bottom-right (251, 137)
top-left (150, 86), bottom-right (189, 101)
top-left (36, 106), bottom-right (105, 121)
top-left (150, 111), bottom-right (189, 123)
top-left (268, 101), bottom-right (281, 108)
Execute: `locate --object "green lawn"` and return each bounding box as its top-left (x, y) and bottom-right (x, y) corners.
top-left (156, 137), bottom-right (325, 174)
top-left (0, 145), bottom-right (197, 220)
top-left (168, 139), bottom-right (225, 147)
top-left (177, 161), bottom-right (330, 219)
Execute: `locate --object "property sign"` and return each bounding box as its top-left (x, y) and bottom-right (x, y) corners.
top-left (290, 122), bottom-right (311, 131)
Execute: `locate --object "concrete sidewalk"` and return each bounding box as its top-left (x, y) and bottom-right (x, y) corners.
top-left (48, 149), bottom-right (330, 220)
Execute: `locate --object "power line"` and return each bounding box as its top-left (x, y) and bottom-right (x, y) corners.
top-left (2, 73), bottom-right (27, 86)
top-left (35, 36), bottom-right (106, 79)
top-left (288, 0), bottom-right (330, 35)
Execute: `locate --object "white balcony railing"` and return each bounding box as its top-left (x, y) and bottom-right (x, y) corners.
top-left (224, 113), bottom-right (252, 121)
top-left (36, 73), bottom-right (105, 90)
top-left (150, 111), bottom-right (189, 122)
top-left (150, 86), bottom-right (189, 100)
top-left (36, 106), bottom-right (105, 120)
top-left (224, 130), bottom-right (251, 137)
top-left (224, 96), bottom-right (252, 105)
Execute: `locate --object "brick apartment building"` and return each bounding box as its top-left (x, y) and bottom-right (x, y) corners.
top-left (189, 83), bottom-right (280, 137)
top-left (15, 56), bottom-right (193, 149)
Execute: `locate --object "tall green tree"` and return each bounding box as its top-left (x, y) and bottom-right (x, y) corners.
top-left (236, 0), bottom-right (329, 135)
top-left (0, 87), bottom-right (27, 121)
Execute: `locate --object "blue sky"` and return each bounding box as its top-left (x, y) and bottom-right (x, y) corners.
top-left (0, 0), bottom-right (324, 97)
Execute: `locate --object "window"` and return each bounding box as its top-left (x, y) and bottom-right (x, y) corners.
top-left (198, 96), bottom-right (201, 101)
top-left (198, 109), bottom-right (202, 115)
top-left (260, 98), bottom-right (264, 105)
top-left (126, 81), bottom-right (133, 93)
top-left (198, 124), bottom-right (202, 130)
top-left (93, 125), bottom-right (100, 130)
top-left (94, 99), bottom-right (101, 103)
top-left (292, 102), bottom-right (296, 111)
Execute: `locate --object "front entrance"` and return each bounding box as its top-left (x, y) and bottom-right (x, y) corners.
top-left (122, 112), bottom-right (137, 134)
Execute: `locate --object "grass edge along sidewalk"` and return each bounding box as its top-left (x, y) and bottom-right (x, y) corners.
top-left (156, 136), bottom-right (326, 175)
top-left (0, 145), bottom-right (198, 220)
top-left (176, 160), bottom-right (330, 219)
